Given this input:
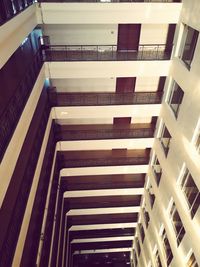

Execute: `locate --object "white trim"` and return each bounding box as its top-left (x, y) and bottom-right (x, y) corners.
top-left (73, 248), bottom-right (132, 255)
top-left (64, 188), bottom-right (144, 198)
top-left (69, 223), bottom-right (137, 231)
top-left (66, 206), bottom-right (140, 216)
top-left (71, 236), bottom-right (134, 244)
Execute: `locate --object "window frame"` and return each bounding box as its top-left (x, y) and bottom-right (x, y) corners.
top-left (180, 168), bottom-right (200, 218)
top-left (179, 24), bottom-right (199, 70)
top-left (168, 81), bottom-right (184, 118)
top-left (152, 155), bottom-right (162, 186)
top-left (160, 228), bottom-right (173, 266)
top-left (186, 251), bottom-right (199, 267)
top-left (169, 201), bottom-right (185, 246)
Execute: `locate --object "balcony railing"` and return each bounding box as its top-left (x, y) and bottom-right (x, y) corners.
top-left (49, 91), bottom-right (163, 106)
top-left (0, 0), bottom-right (35, 26)
top-left (0, 50), bottom-right (43, 162)
top-left (39, 0), bottom-right (181, 3)
top-left (43, 44), bottom-right (172, 61)
top-left (55, 124), bottom-right (155, 140)
top-left (58, 149), bottom-right (150, 168)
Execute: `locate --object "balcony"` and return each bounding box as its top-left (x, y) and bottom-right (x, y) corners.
top-left (58, 149), bottom-right (150, 168)
top-left (0, 0), bottom-right (35, 26)
top-left (55, 123), bottom-right (155, 141)
top-left (0, 51), bottom-right (42, 163)
top-left (43, 44), bottom-right (172, 62)
top-left (49, 90), bottom-right (163, 106)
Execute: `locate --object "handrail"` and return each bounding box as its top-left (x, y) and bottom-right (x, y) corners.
top-left (49, 91), bottom-right (163, 106)
top-left (43, 44), bottom-right (173, 61)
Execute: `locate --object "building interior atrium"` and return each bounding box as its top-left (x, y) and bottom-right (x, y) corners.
top-left (0, 0), bottom-right (200, 266)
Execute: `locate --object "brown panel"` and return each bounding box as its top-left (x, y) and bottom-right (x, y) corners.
top-left (59, 149), bottom-right (149, 160)
top-left (116, 77), bottom-right (136, 93)
top-left (166, 24), bottom-right (176, 51)
top-left (157, 77), bottom-right (166, 92)
top-left (113, 117), bottom-right (131, 125)
top-left (117, 24), bottom-right (141, 51)
top-left (60, 174), bottom-right (146, 191)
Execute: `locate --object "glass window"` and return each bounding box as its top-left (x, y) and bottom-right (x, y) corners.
top-left (169, 201), bottom-right (185, 245)
top-left (143, 207), bottom-right (150, 228)
top-left (168, 81), bottom-right (184, 118)
top-left (195, 132), bottom-right (200, 153)
top-left (161, 228), bottom-right (173, 265)
top-left (135, 237), bottom-right (141, 257)
top-left (147, 185), bottom-right (155, 209)
top-left (160, 124), bottom-right (171, 156)
top-left (187, 253), bottom-right (199, 267)
top-left (155, 249), bottom-right (162, 267)
top-left (152, 155), bottom-right (162, 186)
top-left (138, 223), bottom-right (145, 243)
top-left (180, 169), bottom-right (200, 218)
top-left (179, 25), bottom-right (199, 69)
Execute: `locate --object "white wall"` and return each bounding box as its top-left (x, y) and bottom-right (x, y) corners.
top-left (43, 24), bottom-right (118, 45)
top-left (51, 78), bottom-right (116, 92)
top-left (139, 24), bottom-right (169, 45)
top-left (139, 0), bottom-right (200, 265)
top-left (39, 3), bottom-right (182, 24)
top-left (45, 61), bottom-right (170, 79)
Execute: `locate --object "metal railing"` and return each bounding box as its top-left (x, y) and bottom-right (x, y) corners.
top-left (49, 91), bottom-right (163, 106)
top-left (0, 100), bottom-right (50, 267)
top-left (56, 126), bottom-right (155, 140)
top-left (0, 50), bottom-right (43, 162)
top-left (0, 0), bottom-right (36, 26)
top-left (43, 44), bottom-right (172, 61)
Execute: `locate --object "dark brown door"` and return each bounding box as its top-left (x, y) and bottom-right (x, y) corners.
top-left (116, 77), bottom-right (136, 93)
top-left (117, 24), bottom-right (141, 51)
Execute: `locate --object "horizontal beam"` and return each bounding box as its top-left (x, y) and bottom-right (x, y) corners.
top-left (45, 61), bottom-right (170, 79)
top-left (71, 236), bottom-right (134, 243)
top-left (69, 223), bottom-right (137, 231)
top-left (64, 188), bottom-right (144, 198)
top-left (66, 206), bottom-right (140, 216)
top-left (73, 247), bottom-right (132, 254)
top-left (39, 3), bottom-right (182, 24)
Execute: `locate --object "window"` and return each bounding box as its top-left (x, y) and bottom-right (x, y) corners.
top-left (179, 25), bottom-right (199, 69)
top-left (169, 201), bottom-right (185, 245)
top-left (180, 169), bottom-right (200, 218)
top-left (138, 223), bottom-right (145, 243)
top-left (168, 81), bottom-right (184, 118)
top-left (187, 252), bottom-right (199, 267)
top-left (135, 237), bottom-right (141, 257)
top-left (160, 124), bottom-right (171, 156)
top-left (147, 185), bottom-right (155, 209)
top-left (152, 155), bottom-right (162, 186)
top-left (155, 249), bottom-right (162, 267)
top-left (143, 207), bottom-right (150, 228)
top-left (161, 228), bottom-right (173, 265)
top-left (194, 131), bottom-right (200, 153)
